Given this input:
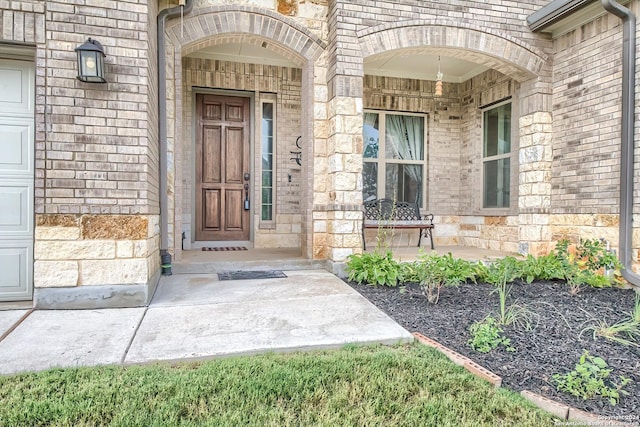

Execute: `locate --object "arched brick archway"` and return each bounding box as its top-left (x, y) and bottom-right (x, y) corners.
top-left (167, 6), bottom-right (326, 64)
top-left (357, 19), bottom-right (547, 81)
top-left (163, 6), bottom-right (326, 260)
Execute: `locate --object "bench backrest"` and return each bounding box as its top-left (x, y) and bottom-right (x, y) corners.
top-left (363, 198), bottom-right (421, 221)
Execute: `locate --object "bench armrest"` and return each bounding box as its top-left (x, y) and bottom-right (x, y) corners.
top-left (421, 213), bottom-right (434, 224)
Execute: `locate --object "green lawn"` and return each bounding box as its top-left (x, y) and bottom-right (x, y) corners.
top-left (0, 344), bottom-right (555, 426)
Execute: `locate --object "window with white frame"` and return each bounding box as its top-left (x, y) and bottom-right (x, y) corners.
top-left (482, 101), bottom-right (511, 209)
top-left (261, 99), bottom-right (275, 221)
top-left (363, 111), bottom-right (426, 208)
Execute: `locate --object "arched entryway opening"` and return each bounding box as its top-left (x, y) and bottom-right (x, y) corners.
top-left (356, 20), bottom-right (551, 255)
top-left (163, 6), bottom-right (325, 262)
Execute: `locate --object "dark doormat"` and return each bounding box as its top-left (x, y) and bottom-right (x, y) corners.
top-left (202, 247), bottom-right (248, 251)
top-left (218, 270), bottom-right (287, 281)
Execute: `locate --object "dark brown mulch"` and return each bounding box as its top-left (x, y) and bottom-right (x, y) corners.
top-left (347, 279), bottom-right (640, 419)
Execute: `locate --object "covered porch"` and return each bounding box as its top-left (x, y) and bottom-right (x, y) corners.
top-left (173, 245), bottom-right (516, 275)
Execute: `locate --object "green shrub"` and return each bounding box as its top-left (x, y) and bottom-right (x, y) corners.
top-left (520, 254), bottom-right (565, 283)
top-left (553, 350), bottom-right (631, 406)
top-left (415, 253), bottom-right (477, 303)
top-left (553, 238), bottom-right (622, 293)
top-left (468, 316), bottom-right (514, 353)
top-left (346, 251), bottom-right (400, 286)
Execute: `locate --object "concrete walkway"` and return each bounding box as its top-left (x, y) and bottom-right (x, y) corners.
top-left (0, 270), bottom-right (412, 375)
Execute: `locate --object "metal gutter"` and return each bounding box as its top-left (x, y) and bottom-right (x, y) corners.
top-left (158, 0), bottom-right (194, 275)
top-left (527, 0), bottom-right (595, 31)
top-left (600, 0), bottom-right (640, 287)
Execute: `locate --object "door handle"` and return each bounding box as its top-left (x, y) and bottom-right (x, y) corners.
top-left (244, 183), bottom-right (250, 210)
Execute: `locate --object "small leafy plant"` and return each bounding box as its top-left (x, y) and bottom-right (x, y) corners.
top-left (468, 316), bottom-right (514, 353)
top-left (346, 251), bottom-right (400, 287)
top-left (520, 254), bottom-right (565, 284)
top-left (553, 350), bottom-right (631, 406)
top-left (483, 257), bottom-right (532, 330)
top-left (415, 252), bottom-right (477, 304)
top-left (554, 238), bottom-right (622, 294)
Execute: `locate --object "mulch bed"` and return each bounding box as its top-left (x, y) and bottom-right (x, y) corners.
top-left (347, 279), bottom-right (640, 419)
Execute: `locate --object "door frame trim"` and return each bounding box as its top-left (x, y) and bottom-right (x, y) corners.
top-left (190, 88), bottom-right (255, 245)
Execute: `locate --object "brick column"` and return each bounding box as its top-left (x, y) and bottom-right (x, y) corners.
top-left (314, 0), bottom-right (364, 274)
top-left (518, 78), bottom-right (553, 256)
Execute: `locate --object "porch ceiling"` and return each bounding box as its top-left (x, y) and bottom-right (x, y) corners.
top-left (364, 49), bottom-right (489, 83)
top-left (185, 42), bottom-right (299, 68)
top-left (186, 41), bottom-right (487, 83)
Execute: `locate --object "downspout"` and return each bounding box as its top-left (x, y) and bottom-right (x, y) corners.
top-left (601, 0), bottom-right (640, 286)
top-left (158, 0), bottom-right (194, 275)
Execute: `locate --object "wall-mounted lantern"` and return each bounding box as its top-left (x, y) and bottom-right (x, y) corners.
top-left (75, 38), bottom-right (106, 83)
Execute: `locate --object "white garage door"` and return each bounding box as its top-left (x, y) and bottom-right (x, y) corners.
top-left (0, 59), bottom-right (34, 301)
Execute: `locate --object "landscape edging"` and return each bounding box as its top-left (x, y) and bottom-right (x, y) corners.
top-left (411, 332), bottom-right (639, 426)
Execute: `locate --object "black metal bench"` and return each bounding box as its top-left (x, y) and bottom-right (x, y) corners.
top-left (362, 198), bottom-right (435, 250)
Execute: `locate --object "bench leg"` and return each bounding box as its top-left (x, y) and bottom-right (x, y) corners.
top-left (420, 228), bottom-right (435, 250)
top-left (362, 223), bottom-right (366, 251)
top-left (417, 229), bottom-right (422, 247)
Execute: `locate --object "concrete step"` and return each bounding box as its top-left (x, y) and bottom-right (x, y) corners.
top-left (172, 258), bottom-right (327, 274)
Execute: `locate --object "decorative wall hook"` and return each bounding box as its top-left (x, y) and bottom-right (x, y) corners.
top-left (290, 136), bottom-right (302, 166)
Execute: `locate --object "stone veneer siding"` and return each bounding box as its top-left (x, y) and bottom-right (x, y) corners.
top-left (33, 214), bottom-right (160, 308)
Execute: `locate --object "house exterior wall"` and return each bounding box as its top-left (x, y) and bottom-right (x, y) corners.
top-left (3, 0), bottom-right (639, 307)
top-left (1, 0), bottom-right (162, 307)
top-left (548, 12), bottom-right (624, 252)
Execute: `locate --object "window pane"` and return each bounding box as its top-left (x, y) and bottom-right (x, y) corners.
top-left (262, 188), bottom-right (273, 205)
top-left (385, 163), bottom-right (423, 205)
top-left (385, 115), bottom-right (424, 161)
top-left (483, 158), bottom-right (510, 208)
top-left (261, 171), bottom-right (272, 187)
top-left (261, 205), bottom-right (272, 221)
top-left (261, 102), bottom-right (274, 221)
top-left (363, 162), bottom-right (378, 202)
top-left (483, 103), bottom-right (511, 157)
top-left (363, 113), bottom-right (379, 159)
top-left (262, 153), bottom-right (272, 170)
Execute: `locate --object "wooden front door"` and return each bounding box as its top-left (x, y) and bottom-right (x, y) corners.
top-left (196, 94), bottom-right (250, 241)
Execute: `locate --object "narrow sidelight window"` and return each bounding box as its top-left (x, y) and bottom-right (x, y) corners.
top-left (261, 102), bottom-right (274, 221)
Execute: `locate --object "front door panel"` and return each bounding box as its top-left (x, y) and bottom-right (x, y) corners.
top-left (196, 94), bottom-right (250, 241)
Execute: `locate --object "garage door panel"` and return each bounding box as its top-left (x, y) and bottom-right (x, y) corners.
top-left (0, 242), bottom-right (32, 301)
top-left (0, 118), bottom-right (33, 174)
top-left (0, 58), bottom-right (34, 302)
top-left (0, 182), bottom-right (32, 235)
top-left (0, 61), bottom-right (34, 116)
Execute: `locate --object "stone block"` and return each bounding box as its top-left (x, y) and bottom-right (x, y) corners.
top-left (81, 215), bottom-right (148, 240)
top-left (35, 240), bottom-right (116, 260)
top-left (35, 226), bottom-right (80, 240)
top-left (79, 258), bottom-right (148, 286)
top-left (485, 216), bottom-right (506, 226)
top-left (117, 241), bottom-right (134, 258)
top-left (133, 240), bottom-right (149, 258)
top-left (36, 214), bottom-right (79, 227)
top-left (331, 247), bottom-right (353, 262)
top-left (34, 260), bottom-right (78, 288)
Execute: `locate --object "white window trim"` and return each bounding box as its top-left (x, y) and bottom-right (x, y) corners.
top-left (480, 99), bottom-right (516, 213)
top-left (259, 93), bottom-right (276, 227)
top-left (363, 110), bottom-right (428, 210)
